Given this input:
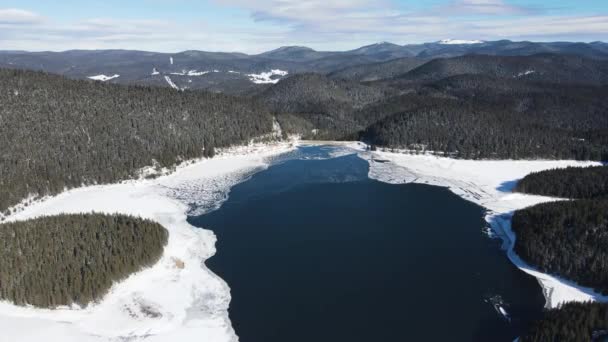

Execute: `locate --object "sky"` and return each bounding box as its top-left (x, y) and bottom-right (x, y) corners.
top-left (0, 0), bottom-right (606, 53)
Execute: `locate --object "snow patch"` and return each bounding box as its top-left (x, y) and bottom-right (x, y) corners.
top-left (170, 57), bottom-right (174, 65)
top-left (187, 70), bottom-right (210, 76)
top-left (164, 76), bottom-right (180, 90)
top-left (170, 70), bottom-right (219, 76)
top-left (151, 68), bottom-right (160, 76)
top-left (247, 69), bottom-right (288, 84)
top-left (439, 39), bottom-right (484, 45)
top-left (516, 70), bottom-right (535, 78)
top-left (88, 74), bottom-right (120, 82)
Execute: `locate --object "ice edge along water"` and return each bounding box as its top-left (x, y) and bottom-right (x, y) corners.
top-left (364, 150), bottom-right (608, 309)
top-left (1, 139), bottom-right (298, 342)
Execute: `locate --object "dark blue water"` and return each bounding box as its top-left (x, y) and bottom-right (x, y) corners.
top-left (189, 146), bottom-right (544, 342)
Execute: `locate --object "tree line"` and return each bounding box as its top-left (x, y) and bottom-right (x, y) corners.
top-left (515, 166), bottom-right (608, 199)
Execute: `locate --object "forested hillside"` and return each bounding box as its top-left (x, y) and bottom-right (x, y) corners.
top-left (521, 302), bottom-right (608, 342)
top-left (512, 200), bottom-right (608, 294)
top-left (255, 54), bottom-right (608, 160)
top-left (257, 73), bottom-right (396, 139)
top-left (0, 213), bottom-right (168, 307)
top-left (385, 54), bottom-right (608, 86)
top-left (515, 166), bottom-right (608, 199)
top-left (359, 85), bottom-right (608, 160)
top-left (0, 69), bottom-right (274, 213)
top-left (328, 57), bottom-right (427, 82)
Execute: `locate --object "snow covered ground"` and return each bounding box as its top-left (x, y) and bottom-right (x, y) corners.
top-left (516, 70), bottom-right (536, 78)
top-left (247, 69), bottom-right (288, 84)
top-left (164, 75), bottom-right (180, 90)
top-left (363, 151), bottom-right (607, 308)
top-left (1, 140), bottom-right (298, 342)
top-left (88, 74), bottom-right (120, 82)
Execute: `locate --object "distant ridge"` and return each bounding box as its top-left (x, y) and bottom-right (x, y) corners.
top-left (438, 39), bottom-right (485, 45)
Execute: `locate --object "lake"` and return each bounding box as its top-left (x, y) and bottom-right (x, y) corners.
top-left (189, 146), bottom-right (544, 342)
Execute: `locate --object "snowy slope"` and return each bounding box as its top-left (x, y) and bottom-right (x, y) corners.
top-left (247, 69), bottom-right (288, 84)
top-left (164, 76), bottom-right (180, 90)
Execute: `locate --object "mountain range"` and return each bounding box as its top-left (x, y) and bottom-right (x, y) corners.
top-left (1, 40), bottom-right (606, 94)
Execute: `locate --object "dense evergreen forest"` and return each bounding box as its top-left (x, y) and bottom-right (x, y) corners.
top-left (384, 54), bottom-right (608, 86)
top-left (0, 213), bottom-right (168, 307)
top-left (521, 302), bottom-right (608, 342)
top-left (512, 200), bottom-right (608, 294)
top-left (259, 73), bottom-right (396, 140)
top-left (0, 69), bottom-right (274, 213)
top-left (327, 57), bottom-right (427, 82)
top-left (358, 76), bottom-right (608, 159)
top-left (515, 166), bottom-right (608, 199)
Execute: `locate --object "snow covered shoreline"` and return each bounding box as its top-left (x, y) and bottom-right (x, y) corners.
top-left (1, 140), bottom-right (298, 342)
top-left (363, 150), bottom-right (607, 309)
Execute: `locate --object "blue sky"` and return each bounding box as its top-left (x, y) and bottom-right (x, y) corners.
top-left (0, 0), bottom-right (606, 52)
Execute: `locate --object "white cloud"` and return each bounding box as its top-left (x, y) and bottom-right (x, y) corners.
top-left (0, 8), bottom-right (44, 24)
top-left (473, 15), bottom-right (608, 37)
top-left (0, 4), bottom-right (605, 53)
top-left (442, 0), bottom-right (535, 15)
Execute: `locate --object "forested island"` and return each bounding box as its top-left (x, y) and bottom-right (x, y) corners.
top-left (0, 213), bottom-right (168, 307)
